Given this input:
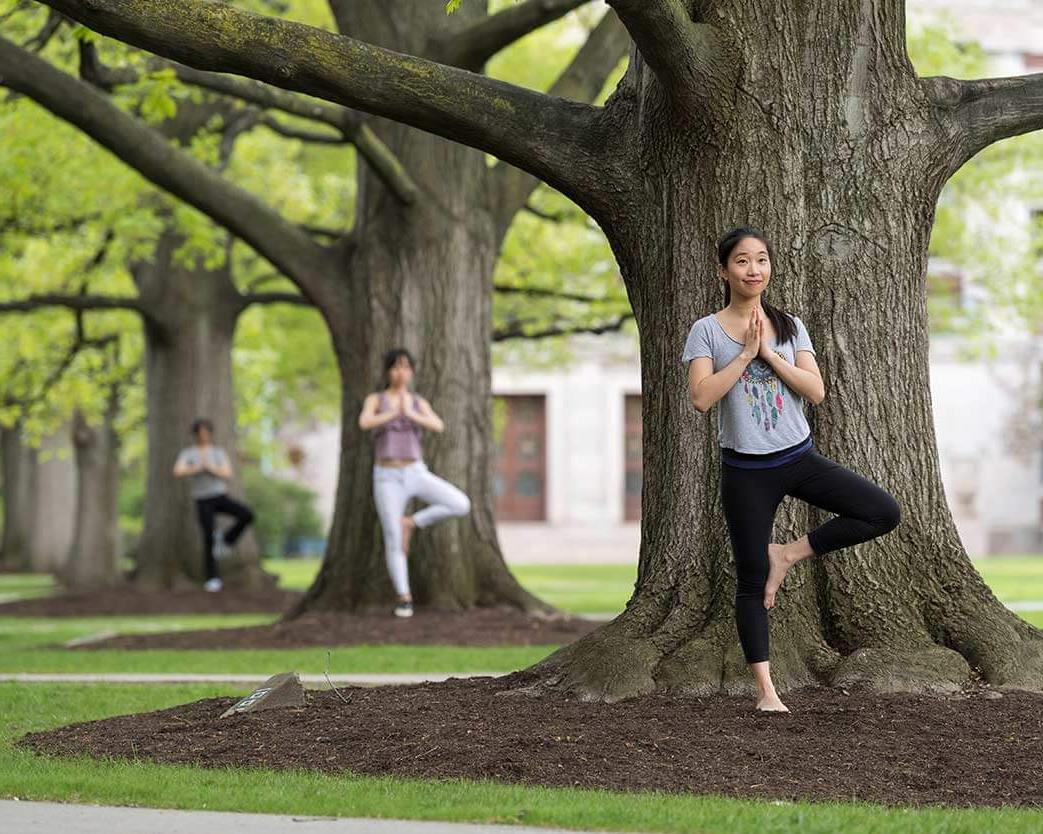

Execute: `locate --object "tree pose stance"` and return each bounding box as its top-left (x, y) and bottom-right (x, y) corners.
top-left (685, 228), bottom-right (902, 712)
top-left (358, 349), bottom-right (472, 618)
top-left (173, 418), bottom-right (255, 592)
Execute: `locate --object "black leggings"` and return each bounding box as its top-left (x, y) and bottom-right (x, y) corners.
top-left (720, 449), bottom-right (901, 664)
top-left (195, 494), bottom-right (255, 580)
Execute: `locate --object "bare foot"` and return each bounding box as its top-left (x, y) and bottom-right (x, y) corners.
top-left (763, 542), bottom-right (795, 610)
top-left (401, 516), bottom-right (416, 554)
top-left (756, 694), bottom-right (790, 712)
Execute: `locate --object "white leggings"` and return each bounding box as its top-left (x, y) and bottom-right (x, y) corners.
top-left (372, 461), bottom-right (472, 596)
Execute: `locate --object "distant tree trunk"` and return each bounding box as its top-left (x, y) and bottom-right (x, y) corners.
top-left (0, 423), bottom-right (38, 572)
top-left (28, 422), bottom-right (77, 574)
top-left (293, 1), bottom-right (561, 615)
top-left (133, 229), bottom-right (271, 590)
top-left (60, 398), bottom-right (123, 590)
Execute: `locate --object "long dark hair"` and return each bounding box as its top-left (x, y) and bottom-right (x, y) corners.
top-left (716, 226), bottom-right (797, 347)
top-left (380, 347), bottom-right (416, 389)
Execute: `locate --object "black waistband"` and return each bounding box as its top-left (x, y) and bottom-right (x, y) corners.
top-left (720, 432), bottom-right (813, 460)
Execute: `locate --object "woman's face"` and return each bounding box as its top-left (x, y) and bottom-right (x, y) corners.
top-left (195, 425), bottom-right (212, 445)
top-left (388, 355), bottom-right (414, 387)
top-left (719, 236), bottom-right (771, 298)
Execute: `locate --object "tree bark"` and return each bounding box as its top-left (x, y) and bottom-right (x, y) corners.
top-left (0, 424), bottom-right (38, 573)
top-left (133, 229), bottom-right (271, 590)
top-left (60, 401), bottom-right (122, 590)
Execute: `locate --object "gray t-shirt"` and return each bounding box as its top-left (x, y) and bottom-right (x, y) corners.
top-left (682, 312), bottom-right (816, 453)
top-left (175, 445), bottom-right (230, 499)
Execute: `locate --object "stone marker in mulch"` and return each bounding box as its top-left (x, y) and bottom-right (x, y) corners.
top-left (220, 672), bottom-right (306, 719)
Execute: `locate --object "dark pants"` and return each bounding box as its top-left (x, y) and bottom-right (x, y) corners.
top-left (720, 449), bottom-right (901, 664)
top-left (195, 493), bottom-right (255, 580)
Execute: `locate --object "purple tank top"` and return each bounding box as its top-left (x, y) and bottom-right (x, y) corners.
top-left (373, 391), bottom-right (424, 461)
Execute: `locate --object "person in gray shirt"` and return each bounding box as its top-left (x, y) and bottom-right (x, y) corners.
top-left (684, 226), bottom-right (901, 713)
top-left (173, 418), bottom-right (255, 592)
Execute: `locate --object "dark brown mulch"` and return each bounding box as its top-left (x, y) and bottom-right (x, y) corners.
top-left (19, 672), bottom-right (1043, 808)
top-left (0, 587), bottom-right (302, 618)
top-left (76, 608), bottom-right (603, 649)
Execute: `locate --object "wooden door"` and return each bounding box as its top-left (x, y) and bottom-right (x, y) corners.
top-left (624, 394), bottom-right (642, 521)
top-left (492, 395), bottom-right (547, 521)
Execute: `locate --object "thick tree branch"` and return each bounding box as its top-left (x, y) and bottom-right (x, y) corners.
top-left (76, 41), bottom-right (418, 204)
top-left (605, 0), bottom-right (733, 113)
top-left (0, 293), bottom-right (142, 314)
top-left (924, 72), bottom-right (1043, 167)
top-left (493, 312), bottom-right (634, 342)
top-left (37, 0), bottom-right (619, 218)
top-left (153, 60), bottom-right (419, 203)
top-left (437, 0), bottom-right (590, 71)
top-left (0, 34), bottom-right (335, 305)
top-left (491, 9), bottom-right (631, 237)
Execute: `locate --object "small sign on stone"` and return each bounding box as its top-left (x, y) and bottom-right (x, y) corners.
top-left (220, 671), bottom-right (305, 718)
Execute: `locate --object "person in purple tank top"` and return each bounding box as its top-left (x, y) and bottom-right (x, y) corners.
top-left (358, 348), bottom-right (472, 618)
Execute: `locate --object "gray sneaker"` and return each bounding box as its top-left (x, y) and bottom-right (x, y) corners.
top-left (393, 601), bottom-right (414, 618)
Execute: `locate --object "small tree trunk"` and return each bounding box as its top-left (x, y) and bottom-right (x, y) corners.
top-left (133, 229), bottom-right (270, 590)
top-left (28, 422), bottom-right (77, 574)
top-left (0, 423), bottom-right (38, 573)
top-left (60, 400), bottom-right (122, 590)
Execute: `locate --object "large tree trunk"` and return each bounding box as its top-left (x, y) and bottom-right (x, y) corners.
top-left (60, 400), bottom-right (123, 590)
top-left (294, 1), bottom-right (549, 615)
top-left (520, 2), bottom-right (1043, 699)
top-left (0, 423), bottom-right (38, 573)
top-left (134, 229), bottom-right (271, 589)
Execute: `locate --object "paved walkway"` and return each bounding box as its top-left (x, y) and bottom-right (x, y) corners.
top-left (0, 801), bottom-right (625, 834)
top-left (0, 672), bottom-right (493, 685)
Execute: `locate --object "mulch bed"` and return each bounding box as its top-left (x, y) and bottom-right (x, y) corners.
top-left (75, 608), bottom-right (603, 649)
top-left (19, 672), bottom-right (1043, 808)
top-left (0, 587), bottom-right (303, 618)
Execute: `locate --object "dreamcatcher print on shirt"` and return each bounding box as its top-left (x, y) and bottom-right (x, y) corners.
top-left (740, 351), bottom-right (788, 431)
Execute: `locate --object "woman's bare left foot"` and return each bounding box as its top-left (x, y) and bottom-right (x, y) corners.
top-left (763, 543), bottom-right (795, 609)
top-left (756, 694), bottom-right (790, 712)
top-left (401, 516), bottom-right (416, 554)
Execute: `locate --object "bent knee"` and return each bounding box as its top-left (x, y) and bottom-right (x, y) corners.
top-left (871, 495), bottom-right (901, 533)
top-left (453, 493), bottom-right (472, 517)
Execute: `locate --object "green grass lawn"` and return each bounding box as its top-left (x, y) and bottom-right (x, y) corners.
top-left (3, 682), bottom-right (1042, 833)
top-left (1, 557), bottom-right (1042, 677)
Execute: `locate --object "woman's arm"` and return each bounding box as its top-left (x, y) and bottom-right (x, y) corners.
top-left (406, 395), bottom-right (445, 433)
top-left (688, 351), bottom-right (755, 413)
top-left (761, 350), bottom-right (825, 405)
top-left (358, 393), bottom-right (400, 431)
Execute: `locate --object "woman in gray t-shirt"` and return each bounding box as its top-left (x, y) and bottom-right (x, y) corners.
top-left (173, 418), bottom-right (255, 592)
top-left (683, 226), bottom-right (901, 713)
